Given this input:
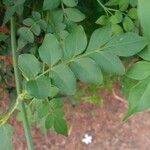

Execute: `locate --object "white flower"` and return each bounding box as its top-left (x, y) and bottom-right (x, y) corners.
top-left (82, 134), bottom-right (93, 145)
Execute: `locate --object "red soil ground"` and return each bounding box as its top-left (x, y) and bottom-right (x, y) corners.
top-left (8, 84), bottom-right (150, 150)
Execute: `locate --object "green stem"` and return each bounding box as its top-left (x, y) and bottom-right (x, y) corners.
top-left (11, 17), bottom-right (34, 150)
top-left (97, 0), bottom-right (109, 15)
top-left (97, 0), bottom-right (116, 15)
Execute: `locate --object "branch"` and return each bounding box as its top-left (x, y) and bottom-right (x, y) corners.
top-left (10, 17), bottom-right (34, 150)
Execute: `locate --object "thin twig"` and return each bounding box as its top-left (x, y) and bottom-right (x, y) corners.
top-left (112, 88), bottom-right (128, 108)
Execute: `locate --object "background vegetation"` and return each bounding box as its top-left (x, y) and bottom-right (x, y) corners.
top-left (0, 0), bottom-right (150, 149)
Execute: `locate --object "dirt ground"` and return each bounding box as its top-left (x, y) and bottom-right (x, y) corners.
top-left (9, 83), bottom-right (150, 150)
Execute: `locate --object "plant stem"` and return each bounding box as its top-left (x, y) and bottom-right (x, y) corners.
top-left (97, 0), bottom-right (109, 15)
top-left (97, 0), bottom-right (114, 15)
top-left (11, 17), bottom-right (34, 150)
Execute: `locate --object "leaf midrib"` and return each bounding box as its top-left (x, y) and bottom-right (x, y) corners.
top-left (36, 37), bottom-right (145, 79)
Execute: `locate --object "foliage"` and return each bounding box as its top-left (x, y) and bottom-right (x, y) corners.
top-left (96, 0), bottom-right (138, 34)
top-left (0, 124), bottom-right (14, 150)
top-left (121, 0), bottom-right (150, 121)
top-left (0, 0), bottom-right (149, 149)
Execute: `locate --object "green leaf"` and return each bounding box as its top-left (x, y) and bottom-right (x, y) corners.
top-left (46, 11), bottom-right (65, 32)
top-left (90, 51), bottom-right (125, 75)
top-left (18, 54), bottom-right (41, 79)
top-left (32, 11), bottom-right (41, 20)
top-left (121, 76), bottom-right (138, 98)
top-left (31, 24), bottom-right (41, 36)
top-left (138, 0), bottom-right (150, 42)
top-left (105, 0), bottom-right (119, 6)
top-left (65, 8), bottom-right (85, 22)
top-left (96, 15), bottom-right (108, 26)
top-left (45, 109), bottom-right (68, 136)
top-left (128, 8), bottom-right (137, 20)
top-left (86, 28), bottom-right (112, 52)
top-left (37, 103), bottom-right (49, 119)
top-left (23, 18), bottom-right (34, 26)
top-left (51, 10), bottom-right (64, 24)
top-left (3, 0), bottom-right (25, 24)
top-left (111, 24), bottom-right (123, 35)
top-left (26, 76), bottom-right (51, 99)
top-left (38, 20), bottom-right (47, 31)
top-left (70, 57), bottom-right (103, 84)
top-left (18, 27), bottom-right (34, 43)
top-left (15, 4), bottom-right (24, 16)
top-left (63, 25), bottom-right (87, 59)
top-left (54, 117), bottom-right (68, 136)
top-left (124, 78), bottom-right (150, 120)
top-left (126, 61), bottom-right (150, 80)
top-left (51, 64), bottom-right (76, 95)
top-left (109, 11), bottom-right (122, 24)
top-left (43, 0), bottom-right (60, 10)
top-left (0, 33), bottom-right (8, 42)
top-left (63, 0), bottom-right (78, 7)
top-left (115, 11), bottom-right (123, 23)
top-left (17, 37), bottom-right (28, 50)
top-left (45, 114), bottom-right (54, 129)
top-left (59, 30), bottom-right (69, 39)
top-left (15, 0), bottom-right (25, 5)
top-left (119, 0), bottom-right (129, 11)
top-left (49, 99), bottom-right (64, 109)
top-left (138, 47), bottom-right (150, 61)
top-left (3, 6), bottom-right (16, 24)
top-left (39, 33), bottom-right (62, 65)
top-left (49, 86), bottom-right (59, 98)
top-left (130, 0), bottom-right (137, 7)
top-left (123, 16), bottom-right (134, 32)
top-left (44, 100), bottom-right (66, 135)
top-left (109, 15), bottom-right (119, 24)
top-left (3, 0), bottom-right (14, 6)
top-left (104, 32), bottom-right (147, 57)
top-left (0, 124), bottom-right (14, 150)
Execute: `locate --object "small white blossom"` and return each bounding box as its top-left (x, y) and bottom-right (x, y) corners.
top-left (82, 134), bottom-right (93, 145)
